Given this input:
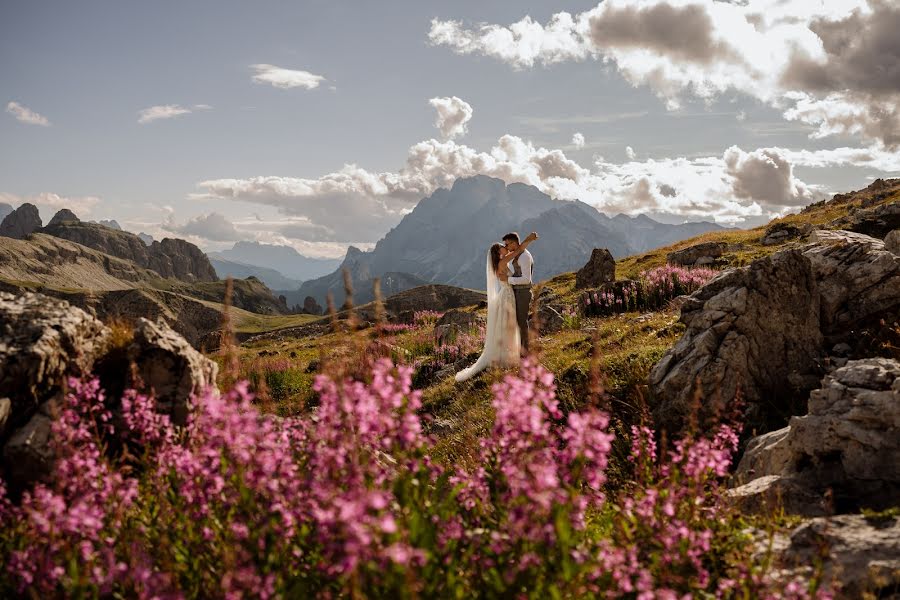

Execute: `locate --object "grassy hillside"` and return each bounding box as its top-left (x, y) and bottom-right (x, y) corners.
top-left (214, 178), bottom-right (899, 460)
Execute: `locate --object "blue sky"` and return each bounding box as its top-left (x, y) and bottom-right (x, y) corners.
top-left (3, 0), bottom-right (898, 257)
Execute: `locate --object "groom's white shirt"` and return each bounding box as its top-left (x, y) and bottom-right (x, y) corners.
top-left (507, 249), bottom-right (534, 286)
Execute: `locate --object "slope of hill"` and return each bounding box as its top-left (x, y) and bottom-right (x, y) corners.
top-left (299, 175), bottom-right (724, 304)
top-left (0, 233), bottom-right (166, 290)
top-left (41, 219), bottom-right (218, 283)
top-left (218, 241), bottom-right (340, 281)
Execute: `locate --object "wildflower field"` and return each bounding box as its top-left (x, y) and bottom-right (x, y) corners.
top-left (0, 273), bottom-right (835, 598)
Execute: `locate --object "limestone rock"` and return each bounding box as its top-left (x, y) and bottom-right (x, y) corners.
top-left (126, 318), bottom-right (219, 425)
top-left (767, 515), bottom-right (900, 599)
top-left (0, 203), bottom-right (42, 239)
top-left (0, 291), bottom-right (112, 419)
top-left (0, 292), bottom-right (218, 491)
top-left (383, 285), bottom-right (486, 316)
top-left (829, 200), bottom-right (900, 239)
top-left (650, 231), bottom-right (900, 435)
top-left (575, 248), bottom-right (616, 289)
top-left (303, 295), bottom-right (323, 315)
top-left (537, 304), bottom-right (565, 334)
top-left (47, 208), bottom-right (80, 226)
top-left (734, 358), bottom-right (900, 515)
top-left (885, 229), bottom-right (900, 255)
top-left (666, 241), bottom-right (727, 266)
top-left (761, 222), bottom-right (810, 246)
top-left (649, 249), bottom-right (823, 434)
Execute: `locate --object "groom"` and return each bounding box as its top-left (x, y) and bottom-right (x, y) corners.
top-left (503, 232), bottom-right (534, 355)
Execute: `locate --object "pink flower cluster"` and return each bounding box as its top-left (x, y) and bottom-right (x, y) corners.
top-left (581, 265), bottom-right (718, 316)
top-left (0, 360), bottom-right (832, 597)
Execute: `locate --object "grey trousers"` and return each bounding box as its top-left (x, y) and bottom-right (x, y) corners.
top-left (512, 285), bottom-right (532, 352)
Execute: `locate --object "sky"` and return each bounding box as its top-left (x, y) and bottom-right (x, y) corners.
top-left (2, 0), bottom-right (899, 258)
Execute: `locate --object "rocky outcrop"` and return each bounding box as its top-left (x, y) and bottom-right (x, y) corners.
top-left (41, 221), bottom-right (217, 283)
top-left (47, 208), bottom-right (80, 226)
top-left (303, 295), bottom-right (323, 315)
top-left (125, 319), bottom-right (218, 425)
top-left (829, 201), bottom-right (900, 239)
top-left (0, 233), bottom-right (162, 290)
top-left (383, 285), bottom-right (486, 319)
top-left (0, 292), bottom-right (217, 492)
top-left (433, 309), bottom-right (484, 346)
top-left (761, 515), bottom-right (900, 600)
top-left (761, 221), bottom-right (810, 246)
top-left (575, 248), bottom-right (615, 289)
top-left (666, 241), bottom-right (727, 266)
top-left (0, 203), bottom-right (42, 239)
top-left (0, 292), bottom-right (111, 425)
top-left (886, 229), bottom-right (900, 255)
top-left (649, 231), bottom-right (900, 435)
top-left (147, 237), bottom-right (218, 282)
top-left (731, 359), bottom-right (900, 516)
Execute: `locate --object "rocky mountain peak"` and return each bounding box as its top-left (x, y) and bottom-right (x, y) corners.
top-left (0, 203), bottom-right (42, 240)
top-left (47, 208), bottom-right (80, 227)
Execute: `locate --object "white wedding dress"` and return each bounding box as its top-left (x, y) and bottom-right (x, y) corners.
top-left (455, 253), bottom-right (521, 382)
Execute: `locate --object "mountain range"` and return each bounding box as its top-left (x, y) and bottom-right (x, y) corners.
top-left (298, 175), bottom-right (726, 305)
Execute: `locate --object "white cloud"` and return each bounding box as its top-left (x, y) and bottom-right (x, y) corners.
top-left (250, 64), bottom-right (326, 90)
top-left (137, 103), bottom-right (211, 124)
top-left (0, 192), bottom-right (101, 220)
top-left (428, 96), bottom-right (473, 139)
top-left (197, 126), bottom-right (885, 235)
top-left (625, 145), bottom-right (636, 159)
top-left (429, 0), bottom-right (900, 148)
top-left (572, 132), bottom-right (586, 148)
top-left (6, 101), bottom-right (50, 126)
top-left (163, 212), bottom-right (241, 242)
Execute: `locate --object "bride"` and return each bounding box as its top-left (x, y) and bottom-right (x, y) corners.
top-left (455, 232), bottom-right (538, 382)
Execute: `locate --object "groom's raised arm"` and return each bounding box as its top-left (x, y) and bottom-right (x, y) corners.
top-left (507, 232), bottom-right (537, 285)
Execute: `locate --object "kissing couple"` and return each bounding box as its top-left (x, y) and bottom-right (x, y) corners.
top-left (455, 231), bottom-right (539, 383)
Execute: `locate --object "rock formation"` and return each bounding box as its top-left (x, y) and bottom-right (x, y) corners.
top-left (0, 292), bottom-right (217, 492)
top-left (761, 222), bottom-right (810, 246)
top-left (0, 203), bottom-right (42, 239)
top-left (40, 220), bottom-right (218, 283)
top-left (829, 201), bottom-right (900, 239)
top-left (650, 230), bottom-right (900, 435)
top-left (575, 248), bottom-right (616, 289)
top-left (666, 241), bottom-right (727, 266)
top-left (762, 514), bottom-right (900, 600)
top-left (303, 295), bottom-right (323, 315)
top-left (47, 208), bottom-right (80, 226)
top-left (886, 229), bottom-right (900, 255)
top-left (731, 358), bottom-right (899, 516)
top-left (383, 284), bottom-right (486, 319)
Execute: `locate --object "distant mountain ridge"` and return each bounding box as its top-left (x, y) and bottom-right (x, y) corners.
top-left (218, 241), bottom-right (340, 282)
top-left (299, 175), bottom-right (725, 305)
top-left (209, 256), bottom-right (303, 290)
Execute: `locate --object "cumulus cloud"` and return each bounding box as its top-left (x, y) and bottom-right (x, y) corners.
top-left (6, 101), bottom-right (50, 126)
top-left (0, 192), bottom-right (101, 218)
top-left (163, 212), bottom-right (241, 242)
top-left (429, 0), bottom-right (900, 147)
top-left (137, 104), bottom-right (210, 124)
top-left (198, 124), bottom-right (885, 235)
top-left (250, 64), bottom-right (326, 90)
top-left (572, 132), bottom-right (586, 148)
top-left (723, 146), bottom-right (815, 207)
top-left (428, 96), bottom-right (473, 139)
